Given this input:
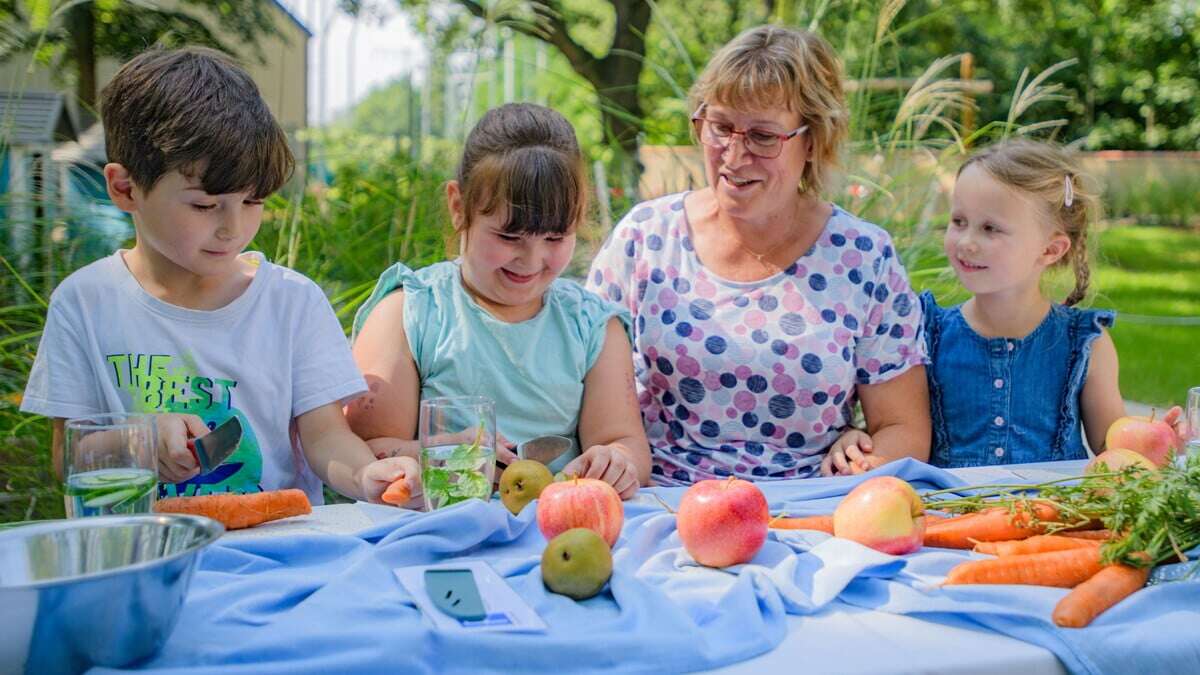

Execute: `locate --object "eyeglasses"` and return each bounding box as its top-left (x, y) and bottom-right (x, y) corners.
top-left (690, 105), bottom-right (809, 159)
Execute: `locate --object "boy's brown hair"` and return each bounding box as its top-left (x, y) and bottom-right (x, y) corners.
top-left (455, 103), bottom-right (586, 236)
top-left (100, 46), bottom-right (294, 198)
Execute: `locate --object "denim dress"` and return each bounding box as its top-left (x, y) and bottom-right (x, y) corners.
top-left (920, 291), bottom-right (1115, 468)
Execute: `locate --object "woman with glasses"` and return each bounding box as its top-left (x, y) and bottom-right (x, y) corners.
top-left (586, 25), bottom-right (931, 485)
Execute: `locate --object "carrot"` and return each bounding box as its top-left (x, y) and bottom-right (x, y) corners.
top-left (944, 546), bottom-right (1103, 587)
top-left (1061, 529), bottom-right (1114, 541)
top-left (155, 489), bottom-right (311, 530)
top-left (381, 478), bottom-right (412, 506)
top-left (770, 514), bottom-right (834, 533)
top-left (973, 535), bottom-right (1102, 556)
top-left (924, 502), bottom-right (1061, 549)
top-left (1052, 555), bottom-right (1152, 628)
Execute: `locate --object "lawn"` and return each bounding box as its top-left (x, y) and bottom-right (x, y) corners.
top-left (1091, 226), bottom-right (1200, 408)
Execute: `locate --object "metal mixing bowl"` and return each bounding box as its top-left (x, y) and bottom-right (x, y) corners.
top-left (0, 514), bottom-right (224, 674)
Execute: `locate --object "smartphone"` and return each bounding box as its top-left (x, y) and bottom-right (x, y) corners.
top-left (424, 568), bottom-right (487, 622)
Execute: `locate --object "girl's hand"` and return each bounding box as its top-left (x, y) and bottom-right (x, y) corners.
top-left (820, 428), bottom-right (876, 477)
top-left (155, 413), bottom-right (209, 482)
top-left (849, 454), bottom-right (887, 475)
top-left (1162, 406), bottom-right (1186, 448)
top-left (495, 434), bottom-right (518, 468)
top-left (357, 456), bottom-right (422, 507)
top-left (562, 445), bottom-right (640, 500)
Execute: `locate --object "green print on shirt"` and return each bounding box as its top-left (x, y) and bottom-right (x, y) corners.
top-left (105, 352), bottom-right (264, 496)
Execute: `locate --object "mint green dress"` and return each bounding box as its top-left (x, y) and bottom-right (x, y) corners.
top-left (352, 260), bottom-right (630, 472)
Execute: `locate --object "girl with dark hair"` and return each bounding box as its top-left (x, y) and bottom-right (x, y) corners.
top-left (348, 104), bottom-right (650, 503)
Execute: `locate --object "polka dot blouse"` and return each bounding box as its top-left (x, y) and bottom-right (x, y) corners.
top-left (586, 192), bottom-right (928, 485)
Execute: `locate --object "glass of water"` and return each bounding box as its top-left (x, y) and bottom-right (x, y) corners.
top-left (418, 396), bottom-right (496, 511)
top-left (1184, 386), bottom-right (1200, 462)
top-left (64, 413), bottom-right (158, 517)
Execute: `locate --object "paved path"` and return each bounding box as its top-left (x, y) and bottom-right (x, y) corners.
top-left (1124, 400), bottom-right (1155, 417)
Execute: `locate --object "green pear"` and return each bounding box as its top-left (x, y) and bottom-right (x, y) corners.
top-left (499, 459), bottom-right (554, 515)
top-left (541, 528), bottom-right (613, 600)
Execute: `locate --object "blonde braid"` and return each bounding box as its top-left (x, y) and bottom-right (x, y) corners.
top-left (1063, 232), bottom-right (1091, 307)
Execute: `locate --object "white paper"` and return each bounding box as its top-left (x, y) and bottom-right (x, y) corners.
top-left (394, 560), bottom-right (548, 633)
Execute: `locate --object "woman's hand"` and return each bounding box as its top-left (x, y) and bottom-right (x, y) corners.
top-left (820, 428), bottom-right (880, 477)
top-left (562, 445), bottom-right (641, 499)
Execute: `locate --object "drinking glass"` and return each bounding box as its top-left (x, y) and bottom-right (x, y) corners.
top-left (418, 396), bottom-right (497, 511)
top-left (63, 413), bottom-right (157, 517)
top-left (1183, 386), bottom-right (1200, 463)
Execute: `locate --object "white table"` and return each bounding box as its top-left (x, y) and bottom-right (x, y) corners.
top-left (224, 463), bottom-right (1081, 675)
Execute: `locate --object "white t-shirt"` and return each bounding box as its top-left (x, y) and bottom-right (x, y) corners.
top-left (21, 251), bottom-right (367, 504)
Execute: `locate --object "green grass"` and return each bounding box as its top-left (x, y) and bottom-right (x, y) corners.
top-left (916, 225), bottom-right (1200, 408)
top-left (1091, 226), bottom-right (1200, 407)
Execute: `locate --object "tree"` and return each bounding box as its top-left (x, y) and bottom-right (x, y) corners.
top-left (385, 0), bottom-right (653, 162)
top-left (0, 0), bottom-right (282, 122)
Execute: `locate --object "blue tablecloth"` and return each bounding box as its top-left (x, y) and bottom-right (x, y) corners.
top-left (97, 459), bottom-right (1200, 675)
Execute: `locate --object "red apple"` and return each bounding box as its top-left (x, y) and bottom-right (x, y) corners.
top-left (676, 477), bottom-right (769, 567)
top-left (1106, 412), bottom-right (1180, 467)
top-left (1085, 447), bottom-right (1158, 474)
top-left (537, 478), bottom-right (624, 547)
top-left (833, 476), bottom-right (925, 555)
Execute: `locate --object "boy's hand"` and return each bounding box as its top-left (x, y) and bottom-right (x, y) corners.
top-left (562, 445), bottom-right (640, 500)
top-left (821, 428), bottom-right (876, 477)
top-left (155, 413), bottom-right (208, 482)
top-left (357, 456), bottom-right (422, 507)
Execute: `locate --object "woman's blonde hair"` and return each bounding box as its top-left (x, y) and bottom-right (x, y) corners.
top-left (959, 139), bottom-right (1100, 306)
top-left (688, 25), bottom-right (848, 196)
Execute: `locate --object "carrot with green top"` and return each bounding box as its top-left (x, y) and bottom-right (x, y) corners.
top-left (1061, 529), bottom-right (1114, 541)
top-left (925, 502), bottom-right (1061, 549)
top-left (155, 489), bottom-right (311, 530)
top-left (973, 535), bottom-right (1102, 556)
top-left (944, 546), bottom-right (1103, 587)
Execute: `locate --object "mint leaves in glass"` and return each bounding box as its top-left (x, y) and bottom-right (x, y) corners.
top-left (418, 396), bottom-right (496, 511)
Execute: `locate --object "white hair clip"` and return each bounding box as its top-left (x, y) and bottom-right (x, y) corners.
top-left (1063, 175), bottom-right (1075, 208)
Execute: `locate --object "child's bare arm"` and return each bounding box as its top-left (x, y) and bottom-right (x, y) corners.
top-left (570, 318), bottom-right (650, 498)
top-left (298, 402), bottom-right (421, 506)
top-left (346, 291), bottom-right (421, 444)
top-left (857, 366), bottom-right (931, 465)
top-left (1080, 329), bottom-right (1125, 452)
top-left (51, 418), bottom-right (66, 481)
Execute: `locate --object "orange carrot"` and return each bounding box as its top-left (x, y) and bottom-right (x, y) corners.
top-left (973, 535), bottom-right (1102, 556)
top-left (768, 511), bottom-right (946, 534)
top-left (1053, 556), bottom-right (1152, 628)
top-left (1061, 529), bottom-right (1114, 541)
top-left (944, 546), bottom-right (1103, 587)
top-left (924, 502), bottom-right (1061, 549)
top-left (155, 489), bottom-right (311, 530)
top-left (382, 478), bottom-right (412, 506)
top-left (770, 515), bottom-right (835, 533)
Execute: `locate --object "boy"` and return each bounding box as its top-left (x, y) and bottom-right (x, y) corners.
top-left (21, 47), bottom-right (419, 505)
